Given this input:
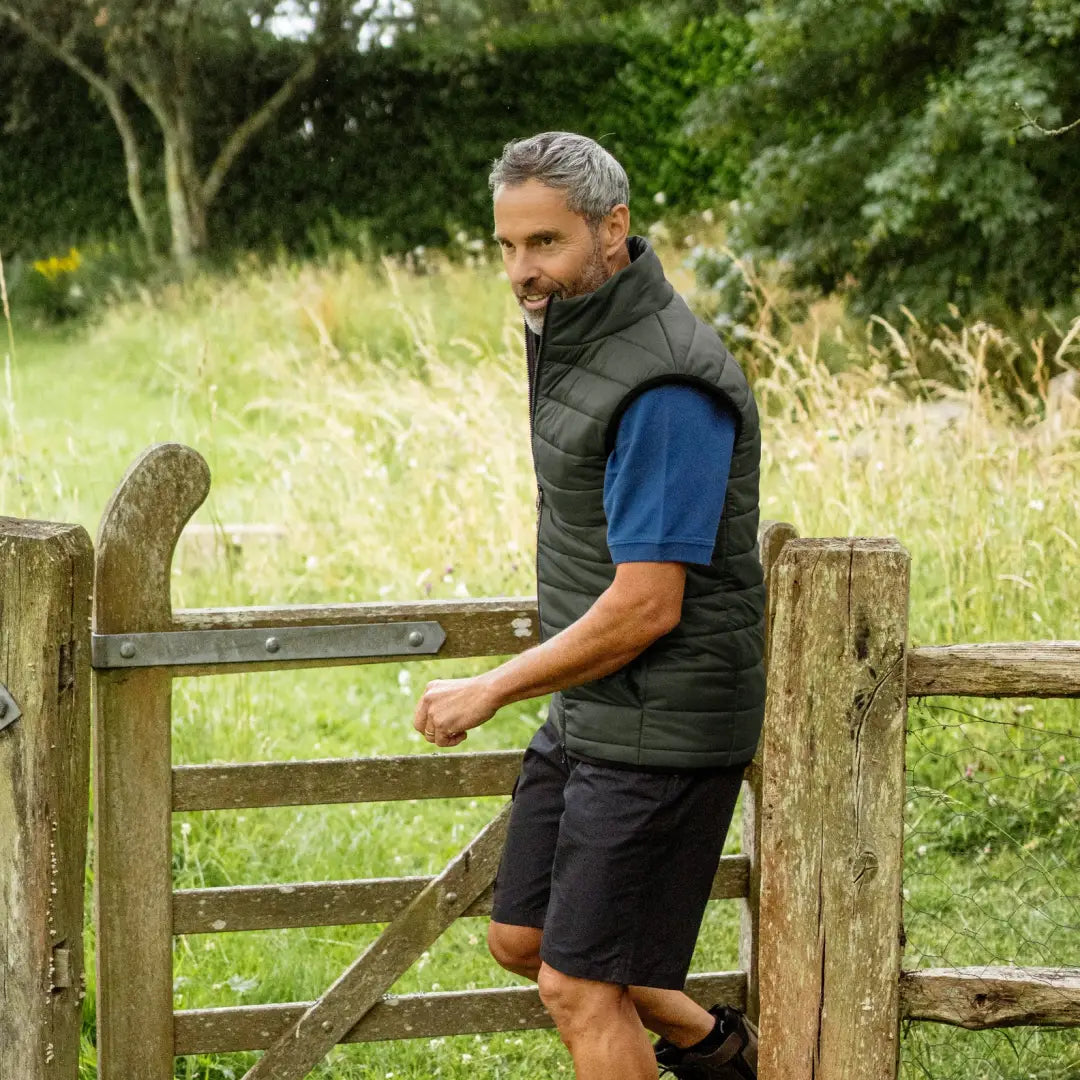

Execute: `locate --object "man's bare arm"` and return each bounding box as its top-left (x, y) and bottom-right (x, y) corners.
top-left (413, 561), bottom-right (687, 746)
top-left (481, 560), bottom-right (686, 706)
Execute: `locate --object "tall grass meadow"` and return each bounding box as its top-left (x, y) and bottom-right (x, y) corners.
top-left (1, 237), bottom-right (1077, 1078)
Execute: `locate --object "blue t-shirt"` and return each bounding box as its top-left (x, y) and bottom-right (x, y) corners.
top-left (603, 384), bottom-right (736, 566)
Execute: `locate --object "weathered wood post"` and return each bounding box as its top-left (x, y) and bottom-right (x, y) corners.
top-left (93, 444), bottom-right (210, 1080)
top-left (0, 518), bottom-right (93, 1080)
top-left (739, 519), bottom-right (799, 1025)
top-left (756, 538), bottom-right (909, 1080)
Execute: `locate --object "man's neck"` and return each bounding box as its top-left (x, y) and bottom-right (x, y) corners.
top-left (608, 240), bottom-right (632, 277)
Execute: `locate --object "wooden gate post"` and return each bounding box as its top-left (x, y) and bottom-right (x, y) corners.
top-left (756, 538), bottom-right (909, 1080)
top-left (93, 444), bottom-right (210, 1080)
top-left (739, 519), bottom-right (799, 1026)
top-left (0, 518), bottom-right (93, 1080)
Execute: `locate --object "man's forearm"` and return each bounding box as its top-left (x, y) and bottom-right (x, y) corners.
top-left (480, 586), bottom-right (675, 709)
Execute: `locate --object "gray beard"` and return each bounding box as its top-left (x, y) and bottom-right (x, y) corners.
top-left (518, 232), bottom-right (610, 338)
top-left (522, 304), bottom-right (547, 335)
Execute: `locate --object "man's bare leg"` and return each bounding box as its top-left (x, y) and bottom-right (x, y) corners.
top-left (537, 963), bottom-right (657, 1080)
top-left (628, 985), bottom-right (716, 1047)
top-left (488, 922), bottom-right (715, 1048)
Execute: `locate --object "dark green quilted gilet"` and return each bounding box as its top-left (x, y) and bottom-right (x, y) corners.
top-left (526, 235), bottom-right (764, 768)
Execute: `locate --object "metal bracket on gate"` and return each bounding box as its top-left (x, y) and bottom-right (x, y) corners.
top-left (91, 621), bottom-right (447, 670)
top-left (0, 682), bottom-right (22, 732)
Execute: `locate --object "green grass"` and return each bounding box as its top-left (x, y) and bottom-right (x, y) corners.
top-left (3, 246), bottom-right (1078, 1079)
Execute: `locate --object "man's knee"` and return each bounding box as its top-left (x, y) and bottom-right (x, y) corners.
top-left (487, 921), bottom-right (542, 978)
top-left (537, 962), bottom-right (626, 1037)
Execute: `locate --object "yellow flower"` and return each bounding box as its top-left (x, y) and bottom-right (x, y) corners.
top-left (33, 247), bottom-right (81, 282)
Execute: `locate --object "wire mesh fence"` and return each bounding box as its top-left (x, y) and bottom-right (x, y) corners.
top-left (902, 695), bottom-right (1080, 1079)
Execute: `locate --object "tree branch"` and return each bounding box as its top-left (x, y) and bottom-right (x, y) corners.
top-left (1014, 101), bottom-right (1080, 137)
top-left (0, 4), bottom-right (111, 98)
top-left (200, 50), bottom-right (319, 208)
top-left (0, 4), bottom-right (160, 257)
top-left (103, 68), bottom-right (159, 259)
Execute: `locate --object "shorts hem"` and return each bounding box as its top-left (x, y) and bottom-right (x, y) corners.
top-left (538, 944), bottom-right (689, 991)
top-left (489, 907), bottom-right (547, 930)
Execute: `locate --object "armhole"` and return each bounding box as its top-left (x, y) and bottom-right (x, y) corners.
top-left (603, 375), bottom-right (743, 457)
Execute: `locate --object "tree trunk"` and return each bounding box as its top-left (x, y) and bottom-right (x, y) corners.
top-left (175, 104), bottom-right (208, 255)
top-left (101, 74), bottom-right (159, 261)
top-left (163, 134), bottom-right (201, 279)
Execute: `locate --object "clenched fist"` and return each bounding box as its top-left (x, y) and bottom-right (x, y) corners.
top-left (413, 674), bottom-right (500, 748)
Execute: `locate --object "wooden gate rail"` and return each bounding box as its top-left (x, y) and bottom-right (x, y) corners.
top-left (172, 855), bottom-right (750, 936)
top-left (171, 748), bottom-right (525, 810)
top-left (173, 971), bottom-right (749, 1056)
top-left (105, 596), bottom-right (543, 678)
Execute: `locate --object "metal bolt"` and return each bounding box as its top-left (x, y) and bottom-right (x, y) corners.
top-left (444, 891), bottom-right (458, 903)
top-left (321, 1020), bottom-right (333, 1032)
top-left (264, 637), bottom-right (280, 654)
top-left (119, 641), bottom-right (136, 659)
top-left (407, 630), bottom-right (424, 647)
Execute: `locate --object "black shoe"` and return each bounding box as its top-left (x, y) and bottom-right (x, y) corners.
top-left (653, 1004), bottom-right (758, 1079)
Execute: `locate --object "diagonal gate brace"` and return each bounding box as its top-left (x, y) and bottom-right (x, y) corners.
top-left (242, 802), bottom-right (512, 1080)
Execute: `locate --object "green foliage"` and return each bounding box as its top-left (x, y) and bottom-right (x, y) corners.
top-left (598, 9), bottom-right (751, 218)
top-left (1, 11), bottom-right (746, 279)
top-left (211, 23), bottom-right (633, 254)
top-left (0, 26), bottom-right (144, 255)
top-left (697, 0), bottom-right (1080, 318)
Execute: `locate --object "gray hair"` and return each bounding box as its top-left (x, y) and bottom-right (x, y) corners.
top-left (488, 132), bottom-right (629, 227)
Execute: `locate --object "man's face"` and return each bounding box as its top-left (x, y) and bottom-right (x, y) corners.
top-left (493, 179), bottom-right (624, 334)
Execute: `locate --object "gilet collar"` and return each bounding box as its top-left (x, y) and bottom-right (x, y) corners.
top-left (528, 235), bottom-right (675, 349)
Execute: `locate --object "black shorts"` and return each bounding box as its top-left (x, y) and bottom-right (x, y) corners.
top-left (490, 716), bottom-right (746, 990)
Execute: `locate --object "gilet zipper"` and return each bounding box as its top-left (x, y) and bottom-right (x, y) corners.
top-left (525, 308), bottom-right (567, 760)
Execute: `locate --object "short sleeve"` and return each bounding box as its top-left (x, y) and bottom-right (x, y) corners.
top-left (603, 384), bottom-right (737, 566)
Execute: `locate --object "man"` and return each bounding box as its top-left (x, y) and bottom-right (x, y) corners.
top-left (413, 132), bottom-right (764, 1080)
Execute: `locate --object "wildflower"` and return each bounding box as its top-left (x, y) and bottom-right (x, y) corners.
top-left (32, 247), bottom-right (82, 282)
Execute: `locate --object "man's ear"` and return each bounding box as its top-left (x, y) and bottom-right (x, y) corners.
top-left (602, 204), bottom-right (630, 258)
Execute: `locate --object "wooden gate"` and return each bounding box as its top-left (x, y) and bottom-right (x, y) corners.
top-left (90, 442), bottom-right (786, 1080)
